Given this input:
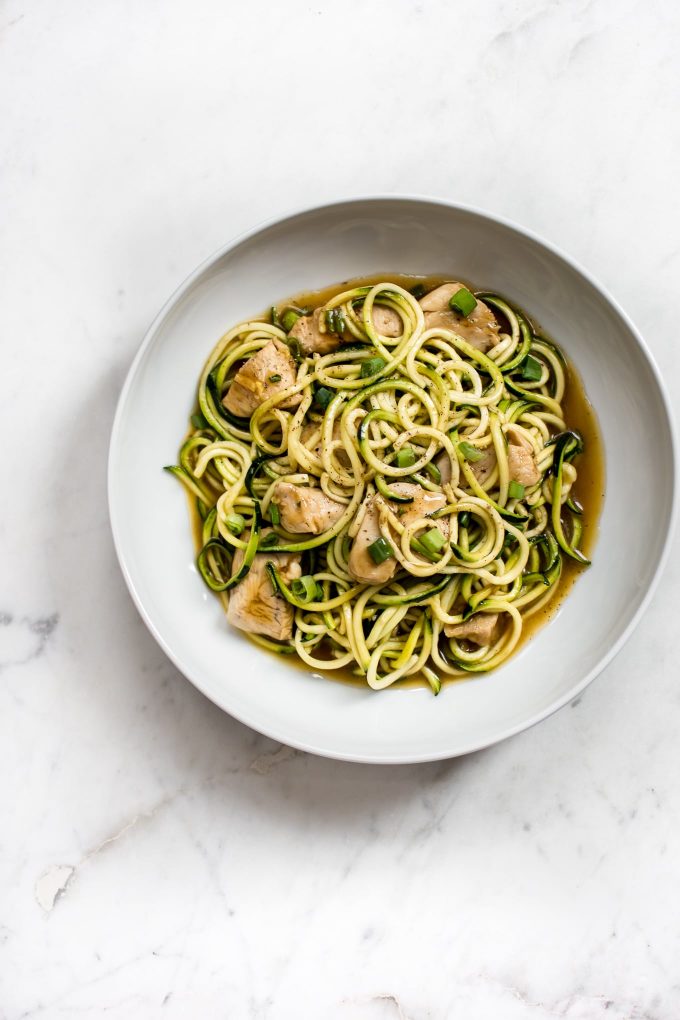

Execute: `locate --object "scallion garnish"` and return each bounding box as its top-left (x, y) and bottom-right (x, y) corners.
top-left (521, 354), bottom-right (542, 381)
top-left (360, 356), bottom-right (387, 378)
top-left (260, 533), bottom-right (279, 549)
top-left (368, 536), bottom-right (394, 565)
top-left (224, 512), bottom-right (246, 536)
top-left (291, 575), bottom-right (321, 603)
top-left (419, 527), bottom-right (446, 557)
top-left (314, 385), bottom-right (334, 409)
top-left (424, 461), bottom-right (441, 483)
top-left (269, 503), bottom-right (281, 525)
top-left (269, 374), bottom-right (282, 383)
top-left (508, 480), bottom-right (525, 499)
top-left (270, 305), bottom-right (281, 328)
top-left (449, 287), bottom-right (477, 317)
top-left (324, 308), bottom-right (345, 335)
top-left (281, 309), bottom-right (302, 332)
top-left (458, 441), bottom-right (484, 463)
top-left (395, 448), bottom-right (417, 468)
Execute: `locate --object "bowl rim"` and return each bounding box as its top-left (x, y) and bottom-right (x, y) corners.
top-left (108, 194), bottom-right (679, 763)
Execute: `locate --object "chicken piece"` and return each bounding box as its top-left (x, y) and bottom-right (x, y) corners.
top-left (367, 304), bottom-right (402, 337)
top-left (457, 446), bottom-right (497, 489)
top-left (436, 451), bottom-right (452, 485)
top-left (226, 532), bottom-right (301, 641)
top-left (289, 307), bottom-right (341, 355)
top-left (444, 612), bottom-right (501, 646)
top-left (273, 481), bottom-right (345, 535)
top-left (223, 339), bottom-right (301, 417)
top-left (419, 282), bottom-right (500, 352)
top-left (506, 426), bottom-right (541, 487)
top-left (348, 484), bottom-right (448, 584)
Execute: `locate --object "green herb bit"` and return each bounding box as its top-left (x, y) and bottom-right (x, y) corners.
top-left (224, 513), bottom-right (246, 536)
top-left (281, 309), bottom-right (302, 332)
top-left (360, 356), bottom-right (387, 378)
top-left (260, 533), bottom-right (279, 549)
top-left (395, 447), bottom-right (417, 468)
top-left (424, 461), bottom-right (441, 483)
top-left (449, 287), bottom-right (477, 317)
top-left (458, 511), bottom-right (471, 528)
top-left (368, 536), bottom-right (394, 565)
top-left (410, 283), bottom-right (427, 300)
top-left (419, 527), bottom-right (446, 557)
top-left (458, 441), bottom-right (484, 463)
top-left (314, 385), bottom-right (334, 409)
top-left (270, 305), bottom-right (281, 327)
top-left (190, 412), bottom-right (208, 430)
top-left (269, 503), bottom-right (281, 525)
top-left (521, 354), bottom-right (543, 381)
top-left (508, 480), bottom-right (525, 499)
top-left (269, 374), bottom-right (282, 383)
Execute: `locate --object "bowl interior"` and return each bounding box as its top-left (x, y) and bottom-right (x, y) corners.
top-left (109, 198), bottom-right (676, 762)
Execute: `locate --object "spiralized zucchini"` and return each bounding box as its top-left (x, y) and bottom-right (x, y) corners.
top-left (166, 279), bottom-right (592, 693)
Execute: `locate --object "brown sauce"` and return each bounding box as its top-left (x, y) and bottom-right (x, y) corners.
top-left (188, 274), bottom-right (605, 691)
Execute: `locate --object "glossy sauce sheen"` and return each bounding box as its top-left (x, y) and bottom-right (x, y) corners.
top-left (190, 274), bottom-right (605, 691)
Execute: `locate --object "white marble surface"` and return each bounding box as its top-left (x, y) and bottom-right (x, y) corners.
top-left (1, 0), bottom-right (679, 1016)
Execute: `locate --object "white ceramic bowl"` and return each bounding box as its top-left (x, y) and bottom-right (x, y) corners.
top-left (108, 197), bottom-right (677, 763)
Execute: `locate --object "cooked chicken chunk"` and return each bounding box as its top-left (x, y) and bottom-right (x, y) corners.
top-left (468, 447), bottom-right (497, 487)
top-left (445, 612), bottom-right (501, 645)
top-left (366, 304), bottom-right (402, 337)
top-left (348, 484), bottom-right (448, 583)
top-left (289, 307), bottom-right (340, 355)
top-left (506, 426), bottom-right (541, 487)
top-left (419, 282), bottom-right (500, 352)
top-left (273, 481), bottom-right (345, 535)
top-left (436, 451), bottom-right (452, 485)
top-left (223, 339), bottom-right (301, 417)
top-left (226, 532), bottom-right (301, 641)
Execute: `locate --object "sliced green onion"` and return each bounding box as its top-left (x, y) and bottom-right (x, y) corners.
top-left (449, 287), bottom-right (477, 317)
top-left (286, 337), bottom-right (302, 362)
top-left (269, 503), bottom-right (281, 525)
top-left (224, 512), bottom-right (246, 536)
top-left (424, 461), bottom-right (441, 483)
top-left (419, 527), bottom-right (446, 557)
top-left (324, 308), bottom-right (345, 335)
top-left (458, 441), bottom-right (484, 463)
top-left (395, 447), bottom-right (417, 468)
top-left (314, 385), bottom-right (334, 409)
top-left (521, 354), bottom-right (543, 381)
top-left (291, 575), bottom-right (321, 603)
top-left (508, 480), bottom-right (525, 499)
top-left (269, 373), bottom-right (282, 383)
top-left (360, 356), bottom-right (387, 378)
top-left (281, 309), bottom-right (302, 332)
top-left (368, 537), bottom-right (394, 565)
top-left (190, 411), bottom-right (208, 430)
top-left (270, 305), bottom-right (281, 327)
top-left (259, 533), bottom-right (279, 549)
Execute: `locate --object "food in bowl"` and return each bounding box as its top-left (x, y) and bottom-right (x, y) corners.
top-left (166, 275), bottom-right (602, 692)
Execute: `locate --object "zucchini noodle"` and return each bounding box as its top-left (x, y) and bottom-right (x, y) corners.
top-left (166, 278), bottom-right (593, 694)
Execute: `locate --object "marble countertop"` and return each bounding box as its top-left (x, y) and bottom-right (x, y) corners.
top-left (2, 0), bottom-right (679, 1016)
